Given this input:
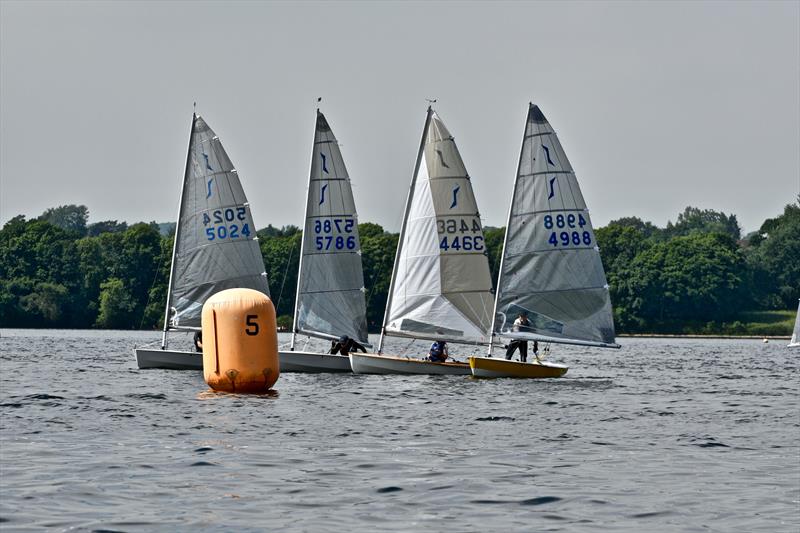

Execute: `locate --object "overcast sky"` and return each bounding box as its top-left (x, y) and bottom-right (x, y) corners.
top-left (1, 1), bottom-right (798, 235)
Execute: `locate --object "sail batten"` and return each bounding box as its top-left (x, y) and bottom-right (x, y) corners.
top-left (292, 111), bottom-right (369, 345)
top-left (166, 115), bottom-right (270, 330)
top-left (382, 108), bottom-right (495, 347)
top-left (492, 104), bottom-right (617, 348)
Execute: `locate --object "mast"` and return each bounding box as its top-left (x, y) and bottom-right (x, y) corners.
top-left (378, 106), bottom-right (434, 353)
top-left (487, 103), bottom-right (530, 356)
top-left (161, 112), bottom-right (197, 350)
top-left (290, 108), bottom-right (319, 351)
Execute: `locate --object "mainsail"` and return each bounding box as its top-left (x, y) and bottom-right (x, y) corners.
top-left (492, 104), bottom-right (618, 348)
top-left (165, 114), bottom-right (269, 332)
top-left (380, 107), bottom-right (494, 349)
top-left (292, 111), bottom-right (368, 344)
top-left (790, 300), bottom-right (800, 347)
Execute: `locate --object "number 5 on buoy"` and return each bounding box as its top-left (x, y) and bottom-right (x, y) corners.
top-left (201, 288), bottom-right (279, 393)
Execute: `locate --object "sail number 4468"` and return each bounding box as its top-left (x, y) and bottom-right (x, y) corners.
top-left (203, 207), bottom-right (252, 241)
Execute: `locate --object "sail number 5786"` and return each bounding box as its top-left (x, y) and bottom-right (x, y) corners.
top-left (314, 218), bottom-right (357, 251)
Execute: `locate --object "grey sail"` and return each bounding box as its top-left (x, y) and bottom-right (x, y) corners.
top-left (382, 107), bottom-right (494, 346)
top-left (166, 114), bottom-right (269, 330)
top-left (493, 104), bottom-right (618, 348)
top-left (293, 111), bottom-right (368, 344)
top-left (790, 300), bottom-right (800, 347)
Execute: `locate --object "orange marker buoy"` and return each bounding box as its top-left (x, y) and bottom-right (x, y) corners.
top-left (201, 288), bottom-right (279, 393)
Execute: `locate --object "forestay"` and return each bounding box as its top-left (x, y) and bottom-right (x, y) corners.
top-left (493, 104), bottom-right (617, 348)
top-left (293, 111), bottom-right (368, 344)
top-left (167, 114), bottom-right (269, 330)
top-left (382, 108), bottom-right (494, 346)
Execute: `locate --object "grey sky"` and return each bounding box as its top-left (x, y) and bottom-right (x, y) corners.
top-left (1, 0), bottom-right (798, 235)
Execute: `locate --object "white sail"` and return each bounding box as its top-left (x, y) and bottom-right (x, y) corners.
top-left (381, 107), bottom-right (494, 347)
top-left (293, 111), bottom-right (368, 344)
top-left (789, 300), bottom-right (800, 347)
top-left (165, 114), bottom-right (269, 331)
top-left (492, 104), bottom-right (618, 348)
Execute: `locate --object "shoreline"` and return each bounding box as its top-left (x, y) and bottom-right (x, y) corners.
top-left (618, 334), bottom-right (791, 340)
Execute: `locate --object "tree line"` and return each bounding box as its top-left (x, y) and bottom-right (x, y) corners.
top-left (0, 202), bottom-right (797, 334)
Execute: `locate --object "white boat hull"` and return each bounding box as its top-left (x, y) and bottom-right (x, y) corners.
top-left (349, 353), bottom-right (470, 375)
top-left (135, 348), bottom-right (202, 370)
top-left (469, 356), bottom-right (568, 378)
top-left (279, 350), bottom-right (352, 373)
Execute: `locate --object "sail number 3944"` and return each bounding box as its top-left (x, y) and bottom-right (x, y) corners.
top-left (203, 207), bottom-right (251, 241)
top-left (544, 213), bottom-right (592, 247)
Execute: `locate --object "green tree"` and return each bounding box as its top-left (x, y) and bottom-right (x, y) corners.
top-left (483, 226), bottom-right (505, 285)
top-left (627, 233), bottom-right (746, 325)
top-left (39, 204), bottom-right (89, 235)
top-left (606, 216), bottom-right (663, 240)
top-left (87, 220), bottom-right (128, 237)
top-left (596, 223), bottom-right (653, 330)
top-left (20, 282), bottom-right (69, 323)
top-left (259, 227), bottom-right (302, 317)
top-left (359, 224), bottom-right (398, 330)
top-left (746, 201), bottom-right (800, 308)
top-left (665, 206), bottom-right (741, 241)
top-left (140, 234), bottom-right (173, 329)
top-left (95, 278), bottom-right (137, 328)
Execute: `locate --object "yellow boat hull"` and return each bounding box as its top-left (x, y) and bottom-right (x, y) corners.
top-left (468, 357), bottom-right (568, 378)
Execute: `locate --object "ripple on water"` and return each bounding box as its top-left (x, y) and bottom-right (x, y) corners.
top-left (0, 332), bottom-right (798, 532)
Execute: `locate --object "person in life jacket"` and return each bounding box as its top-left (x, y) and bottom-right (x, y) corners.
top-left (329, 335), bottom-right (367, 356)
top-left (428, 340), bottom-right (449, 362)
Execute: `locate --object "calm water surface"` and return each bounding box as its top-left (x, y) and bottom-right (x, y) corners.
top-left (1, 330), bottom-right (798, 532)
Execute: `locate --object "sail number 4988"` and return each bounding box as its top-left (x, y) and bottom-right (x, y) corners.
top-left (203, 207), bottom-right (252, 241)
top-left (543, 213), bottom-right (592, 247)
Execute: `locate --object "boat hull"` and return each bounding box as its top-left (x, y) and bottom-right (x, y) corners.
top-left (468, 357), bottom-right (568, 378)
top-left (135, 348), bottom-right (202, 370)
top-left (349, 353), bottom-right (470, 375)
top-left (279, 350), bottom-right (352, 373)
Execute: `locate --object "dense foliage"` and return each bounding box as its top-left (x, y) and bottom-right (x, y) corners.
top-left (0, 202), bottom-right (797, 334)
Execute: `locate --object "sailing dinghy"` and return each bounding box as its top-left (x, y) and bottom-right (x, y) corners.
top-left (279, 110), bottom-right (370, 372)
top-left (789, 300), bottom-right (800, 348)
top-left (135, 113), bottom-right (270, 370)
top-left (469, 103), bottom-right (620, 378)
top-left (349, 107), bottom-right (494, 375)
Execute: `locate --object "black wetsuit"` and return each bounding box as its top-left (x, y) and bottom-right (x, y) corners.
top-left (329, 337), bottom-right (367, 356)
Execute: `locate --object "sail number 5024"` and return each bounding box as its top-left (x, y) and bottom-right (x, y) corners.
top-left (314, 218), bottom-right (356, 251)
top-left (203, 207), bottom-right (251, 241)
top-left (543, 212), bottom-right (592, 247)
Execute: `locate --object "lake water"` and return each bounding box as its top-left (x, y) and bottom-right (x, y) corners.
top-left (1, 329), bottom-right (798, 532)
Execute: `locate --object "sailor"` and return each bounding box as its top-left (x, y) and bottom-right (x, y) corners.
top-left (428, 340), bottom-right (448, 362)
top-left (329, 335), bottom-right (367, 356)
top-left (193, 331), bottom-right (203, 352)
top-left (505, 312), bottom-right (531, 362)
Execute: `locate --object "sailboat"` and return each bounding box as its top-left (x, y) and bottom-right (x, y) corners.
top-left (789, 300), bottom-right (800, 347)
top-left (278, 110), bottom-right (370, 372)
top-left (349, 106), bottom-right (495, 375)
top-left (469, 103), bottom-right (620, 378)
top-left (135, 113), bottom-right (270, 370)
